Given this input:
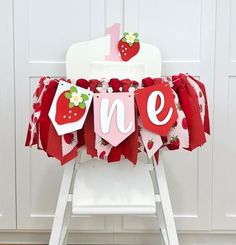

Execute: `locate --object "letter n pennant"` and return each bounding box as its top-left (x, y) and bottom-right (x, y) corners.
top-left (94, 92), bottom-right (135, 146)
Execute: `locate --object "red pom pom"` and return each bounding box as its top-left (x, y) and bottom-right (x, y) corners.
top-left (121, 79), bottom-right (132, 92)
top-left (132, 80), bottom-right (139, 88)
top-left (59, 77), bottom-right (66, 82)
top-left (172, 75), bottom-right (180, 83)
top-left (153, 78), bottom-right (163, 84)
top-left (109, 78), bottom-right (121, 92)
top-left (76, 79), bottom-right (89, 89)
top-left (89, 79), bottom-right (100, 92)
top-left (142, 77), bottom-right (154, 87)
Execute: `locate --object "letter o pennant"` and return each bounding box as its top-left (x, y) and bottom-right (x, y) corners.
top-left (93, 92), bottom-right (135, 146)
top-left (135, 83), bottom-right (178, 136)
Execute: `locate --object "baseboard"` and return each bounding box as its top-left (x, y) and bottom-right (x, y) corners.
top-left (1, 231), bottom-right (236, 244)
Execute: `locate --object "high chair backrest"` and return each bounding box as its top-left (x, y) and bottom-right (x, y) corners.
top-left (49, 36), bottom-right (180, 245)
top-left (66, 36), bottom-right (162, 81)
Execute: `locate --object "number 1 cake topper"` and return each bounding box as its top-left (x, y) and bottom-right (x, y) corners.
top-left (105, 23), bottom-right (140, 62)
top-left (105, 23), bottom-right (121, 61)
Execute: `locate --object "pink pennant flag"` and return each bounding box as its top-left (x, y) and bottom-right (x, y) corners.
top-left (93, 92), bottom-right (135, 146)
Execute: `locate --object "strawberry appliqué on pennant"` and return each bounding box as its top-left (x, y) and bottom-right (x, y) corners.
top-left (167, 136), bottom-right (180, 150)
top-left (55, 86), bottom-right (89, 125)
top-left (147, 140), bottom-right (154, 150)
top-left (99, 151), bottom-right (106, 160)
top-left (118, 32), bottom-right (140, 61)
top-left (64, 133), bottom-right (75, 144)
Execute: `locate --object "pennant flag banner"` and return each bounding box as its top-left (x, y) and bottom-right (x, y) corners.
top-left (93, 92), bottom-right (135, 147)
top-left (49, 81), bottom-right (93, 135)
top-left (26, 75), bottom-right (210, 166)
top-left (135, 83), bottom-right (178, 136)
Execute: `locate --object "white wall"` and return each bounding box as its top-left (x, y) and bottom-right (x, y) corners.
top-left (0, 0), bottom-right (16, 229)
top-left (0, 0), bottom-right (236, 244)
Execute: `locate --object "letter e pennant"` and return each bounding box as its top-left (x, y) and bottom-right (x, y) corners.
top-left (135, 83), bottom-right (177, 136)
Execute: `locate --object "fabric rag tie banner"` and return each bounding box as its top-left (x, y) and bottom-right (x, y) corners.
top-left (25, 74), bottom-right (210, 165)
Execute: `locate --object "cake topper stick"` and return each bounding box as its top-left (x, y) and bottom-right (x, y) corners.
top-left (105, 23), bottom-right (121, 61)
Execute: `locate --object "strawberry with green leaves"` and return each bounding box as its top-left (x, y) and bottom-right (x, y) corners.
top-left (55, 86), bottom-right (89, 125)
top-left (118, 32), bottom-right (140, 61)
top-left (167, 136), bottom-right (180, 150)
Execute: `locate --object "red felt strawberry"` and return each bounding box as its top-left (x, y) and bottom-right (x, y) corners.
top-left (64, 133), bottom-right (74, 144)
top-left (147, 140), bottom-right (154, 150)
top-left (167, 136), bottom-right (180, 150)
top-left (99, 151), bottom-right (106, 159)
top-left (55, 86), bottom-right (89, 125)
top-left (118, 32), bottom-right (140, 61)
top-left (182, 118), bottom-right (188, 129)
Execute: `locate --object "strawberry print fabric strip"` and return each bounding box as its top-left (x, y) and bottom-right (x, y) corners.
top-left (139, 119), bottom-right (163, 158)
top-left (187, 74), bottom-right (210, 135)
top-left (164, 90), bottom-right (189, 150)
top-left (95, 135), bottom-right (113, 160)
top-left (25, 77), bottom-right (50, 147)
top-left (187, 76), bottom-right (206, 126)
top-left (172, 74), bottom-right (206, 151)
top-left (62, 132), bottom-right (78, 156)
top-left (26, 78), bottom-right (79, 165)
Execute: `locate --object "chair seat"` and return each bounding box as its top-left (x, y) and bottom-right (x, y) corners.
top-left (72, 158), bottom-right (156, 215)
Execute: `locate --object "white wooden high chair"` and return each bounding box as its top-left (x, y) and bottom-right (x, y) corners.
top-left (49, 36), bottom-right (179, 245)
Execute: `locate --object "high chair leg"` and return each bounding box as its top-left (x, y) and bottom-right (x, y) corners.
top-left (152, 155), bottom-right (179, 245)
top-left (156, 202), bottom-right (169, 245)
top-left (58, 201), bottom-right (72, 245)
top-left (49, 160), bottom-right (76, 245)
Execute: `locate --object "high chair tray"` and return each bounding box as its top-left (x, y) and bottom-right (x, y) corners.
top-left (72, 159), bottom-right (156, 215)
